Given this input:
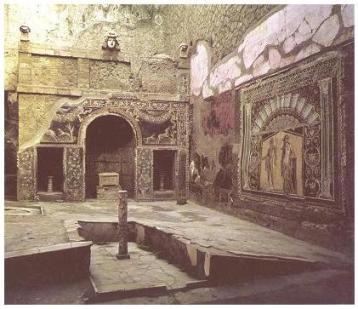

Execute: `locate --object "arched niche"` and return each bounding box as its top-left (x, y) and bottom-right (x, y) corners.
top-left (79, 111), bottom-right (140, 198)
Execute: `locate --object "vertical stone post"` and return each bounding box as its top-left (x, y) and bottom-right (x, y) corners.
top-left (117, 190), bottom-right (130, 259)
top-left (242, 103), bottom-right (252, 190)
top-left (319, 78), bottom-right (333, 200)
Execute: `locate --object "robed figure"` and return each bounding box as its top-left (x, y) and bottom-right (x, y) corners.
top-left (281, 135), bottom-right (297, 194)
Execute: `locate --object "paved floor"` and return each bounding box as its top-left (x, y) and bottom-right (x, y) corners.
top-left (5, 215), bottom-right (68, 252)
top-left (4, 199), bottom-right (354, 304)
top-left (90, 242), bottom-right (200, 295)
top-left (5, 199), bottom-right (350, 266)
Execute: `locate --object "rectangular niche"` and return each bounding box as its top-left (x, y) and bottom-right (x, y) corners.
top-left (37, 147), bottom-right (64, 192)
top-left (153, 150), bottom-right (176, 193)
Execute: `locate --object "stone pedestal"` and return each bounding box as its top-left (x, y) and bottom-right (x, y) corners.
top-left (117, 190), bottom-right (130, 259)
top-left (97, 186), bottom-right (120, 200)
top-left (159, 173), bottom-right (165, 190)
top-left (47, 176), bottom-right (54, 193)
top-left (97, 172), bottom-right (120, 200)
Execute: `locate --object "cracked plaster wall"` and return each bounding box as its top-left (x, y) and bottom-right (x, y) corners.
top-left (190, 4), bottom-right (354, 98)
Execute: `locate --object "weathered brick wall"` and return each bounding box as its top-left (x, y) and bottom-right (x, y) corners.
top-left (28, 56), bottom-right (78, 88)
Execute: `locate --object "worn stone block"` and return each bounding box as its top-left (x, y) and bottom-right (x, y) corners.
top-left (97, 186), bottom-right (120, 200)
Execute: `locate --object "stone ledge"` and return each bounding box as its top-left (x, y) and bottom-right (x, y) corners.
top-left (5, 241), bottom-right (92, 258)
top-left (16, 84), bottom-right (83, 97)
top-left (19, 42), bottom-right (131, 63)
top-left (16, 84), bottom-right (190, 103)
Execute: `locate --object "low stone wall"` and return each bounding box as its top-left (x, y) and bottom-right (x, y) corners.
top-left (76, 220), bottom-right (329, 283)
top-left (5, 241), bottom-right (92, 287)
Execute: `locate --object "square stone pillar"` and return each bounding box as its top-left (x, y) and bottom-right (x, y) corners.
top-left (117, 190), bottom-right (130, 259)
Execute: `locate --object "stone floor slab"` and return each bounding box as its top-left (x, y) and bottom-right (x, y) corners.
top-left (89, 242), bottom-right (205, 301)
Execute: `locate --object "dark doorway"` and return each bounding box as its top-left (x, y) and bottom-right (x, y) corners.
top-left (85, 115), bottom-right (135, 198)
top-left (153, 150), bottom-right (176, 191)
top-left (37, 147), bottom-right (64, 192)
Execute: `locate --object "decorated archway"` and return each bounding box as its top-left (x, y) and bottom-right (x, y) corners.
top-left (77, 108), bottom-right (142, 148)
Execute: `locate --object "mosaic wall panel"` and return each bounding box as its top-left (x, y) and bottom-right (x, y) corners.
top-left (136, 148), bottom-right (153, 200)
top-left (239, 53), bottom-right (342, 207)
top-left (177, 150), bottom-right (188, 197)
top-left (17, 147), bottom-right (36, 200)
top-left (35, 96), bottom-right (190, 201)
top-left (139, 109), bottom-right (177, 146)
top-left (64, 147), bottom-right (84, 201)
top-left (41, 97), bottom-right (190, 149)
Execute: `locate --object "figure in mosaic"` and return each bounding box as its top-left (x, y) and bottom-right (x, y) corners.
top-left (281, 135), bottom-right (297, 194)
top-left (262, 137), bottom-right (277, 190)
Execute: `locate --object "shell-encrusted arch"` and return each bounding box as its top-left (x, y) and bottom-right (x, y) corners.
top-left (252, 93), bottom-right (320, 134)
top-left (77, 107), bottom-right (143, 147)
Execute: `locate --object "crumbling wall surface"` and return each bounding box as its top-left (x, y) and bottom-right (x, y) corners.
top-left (4, 4), bottom-right (168, 91)
top-left (161, 4), bottom-right (279, 65)
top-left (189, 4), bottom-right (354, 251)
top-left (139, 56), bottom-right (178, 94)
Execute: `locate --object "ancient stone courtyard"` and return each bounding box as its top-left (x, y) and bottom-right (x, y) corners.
top-left (5, 199), bottom-right (353, 304)
top-left (3, 3), bottom-right (355, 305)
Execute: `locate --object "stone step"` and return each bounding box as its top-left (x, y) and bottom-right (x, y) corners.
top-left (37, 191), bottom-right (64, 202)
